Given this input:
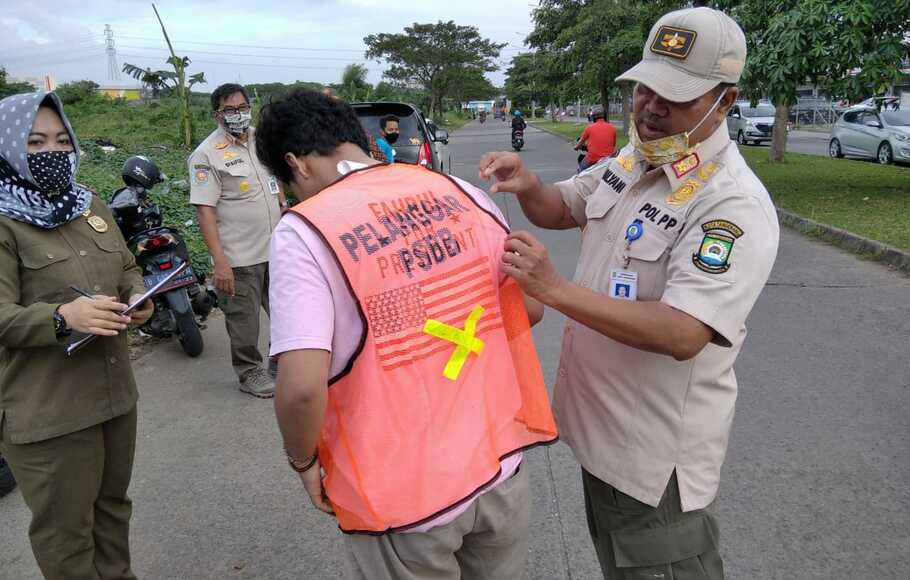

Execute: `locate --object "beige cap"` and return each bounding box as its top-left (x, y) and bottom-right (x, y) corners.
top-left (616, 7), bottom-right (746, 103)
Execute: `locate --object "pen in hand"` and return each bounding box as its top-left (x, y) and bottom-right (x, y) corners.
top-left (69, 286), bottom-right (97, 300)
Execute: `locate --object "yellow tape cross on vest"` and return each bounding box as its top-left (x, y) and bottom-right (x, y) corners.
top-left (422, 305), bottom-right (486, 381)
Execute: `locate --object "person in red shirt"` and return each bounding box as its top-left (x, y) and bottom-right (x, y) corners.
top-left (575, 108), bottom-right (617, 171)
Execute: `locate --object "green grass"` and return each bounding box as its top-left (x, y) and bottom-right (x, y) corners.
top-left (438, 110), bottom-right (473, 133)
top-left (738, 147), bottom-right (910, 251)
top-left (66, 97), bottom-right (221, 274)
top-left (530, 120), bottom-right (630, 150)
top-left (533, 118), bottom-right (910, 251)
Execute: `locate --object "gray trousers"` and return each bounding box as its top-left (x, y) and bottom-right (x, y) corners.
top-left (1, 408), bottom-right (138, 580)
top-left (344, 463), bottom-right (530, 580)
top-left (583, 469), bottom-right (724, 580)
top-left (216, 262), bottom-right (270, 379)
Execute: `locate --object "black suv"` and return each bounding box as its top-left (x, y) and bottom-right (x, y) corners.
top-left (351, 102), bottom-right (454, 174)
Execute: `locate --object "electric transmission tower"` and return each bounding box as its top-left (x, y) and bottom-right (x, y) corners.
top-left (105, 24), bottom-right (121, 81)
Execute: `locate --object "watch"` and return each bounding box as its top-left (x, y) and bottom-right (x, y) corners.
top-left (53, 306), bottom-right (71, 338)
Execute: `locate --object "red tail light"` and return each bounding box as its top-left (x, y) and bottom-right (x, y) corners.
top-left (137, 232), bottom-right (178, 253)
top-left (158, 262), bottom-right (173, 270)
top-left (418, 141), bottom-right (433, 167)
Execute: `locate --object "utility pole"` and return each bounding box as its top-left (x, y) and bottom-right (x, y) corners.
top-left (105, 24), bottom-right (120, 81)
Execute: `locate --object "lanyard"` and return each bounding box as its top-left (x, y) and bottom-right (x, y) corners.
top-left (622, 219), bottom-right (644, 269)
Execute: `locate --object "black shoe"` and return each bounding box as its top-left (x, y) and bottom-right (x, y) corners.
top-left (0, 456), bottom-right (17, 498)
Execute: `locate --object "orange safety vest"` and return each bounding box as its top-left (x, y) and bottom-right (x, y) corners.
top-left (291, 164), bottom-right (558, 534)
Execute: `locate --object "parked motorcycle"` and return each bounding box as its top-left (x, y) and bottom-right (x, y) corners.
top-left (512, 129), bottom-right (525, 151)
top-left (109, 156), bottom-right (215, 357)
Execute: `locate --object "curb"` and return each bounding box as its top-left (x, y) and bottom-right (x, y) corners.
top-left (529, 122), bottom-right (581, 142)
top-left (776, 208), bottom-right (910, 273)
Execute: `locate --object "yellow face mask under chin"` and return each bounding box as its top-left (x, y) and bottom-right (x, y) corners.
top-left (629, 88), bottom-right (728, 166)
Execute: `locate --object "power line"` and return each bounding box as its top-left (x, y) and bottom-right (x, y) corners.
top-left (117, 52), bottom-right (365, 71)
top-left (2, 42), bottom-right (104, 63)
top-left (117, 35), bottom-right (365, 53)
top-left (118, 44), bottom-right (364, 62)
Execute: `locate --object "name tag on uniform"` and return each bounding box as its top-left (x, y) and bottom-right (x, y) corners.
top-left (609, 269), bottom-right (638, 301)
top-left (268, 176), bottom-right (280, 195)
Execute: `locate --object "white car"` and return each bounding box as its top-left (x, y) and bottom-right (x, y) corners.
top-left (727, 101), bottom-right (776, 145)
top-left (829, 107), bottom-right (910, 165)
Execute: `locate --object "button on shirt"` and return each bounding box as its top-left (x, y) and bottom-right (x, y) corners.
top-left (553, 121), bottom-right (779, 511)
top-left (188, 126), bottom-right (281, 268)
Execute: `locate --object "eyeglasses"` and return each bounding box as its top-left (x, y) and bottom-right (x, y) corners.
top-left (218, 105), bottom-right (252, 115)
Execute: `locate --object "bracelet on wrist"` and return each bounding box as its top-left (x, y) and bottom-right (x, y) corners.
top-left (285, 448), bottom-right (318, 473)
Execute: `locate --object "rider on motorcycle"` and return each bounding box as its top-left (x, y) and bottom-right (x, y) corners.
top-left (511, 110), bottom-right (527, 133)
top-left (574, 107), bottom-right (616, 172)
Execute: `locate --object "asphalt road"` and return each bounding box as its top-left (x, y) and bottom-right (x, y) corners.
top-left (2, 120), bottom-right (909, 580)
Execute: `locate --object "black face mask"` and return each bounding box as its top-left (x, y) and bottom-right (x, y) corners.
top-left (384, 132), bottom-right (400, 144)
top-left (27, 151), bottom-right (75, 193)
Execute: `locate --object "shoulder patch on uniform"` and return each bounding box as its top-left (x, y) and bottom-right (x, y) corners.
top-left (193, 163), bottom-right (210, 170)
top-left (651, 26), bottom-right (697, 60)
top-left (616, 155), bottom-right (635, 172)
top-left (696, 161), bottom-right (720, 182)
top-left (693, 220), bottom-right (743, 274)
top-left (193, 168), bottom-right (210, 185)
top-left (671, 152), bottom-right (699, 178)
top-left (667, 179), bottom-right (701, 206)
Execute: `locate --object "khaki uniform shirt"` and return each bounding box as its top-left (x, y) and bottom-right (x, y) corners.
top-left (553, 121), bottom-right (779, 511)
top-left (0, 196), bottom-right (144, 444)
top-left (188, 126), bottom-right (281, 268)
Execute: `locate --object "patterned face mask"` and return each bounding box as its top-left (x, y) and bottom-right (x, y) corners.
top-left (629, 88), bottom-right (728, 166)
top-left (27, 150), bottom-right (76, 193)
top-left (222, 111), bottom-right (252, 135)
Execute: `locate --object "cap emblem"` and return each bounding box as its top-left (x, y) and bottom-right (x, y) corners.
top-left (651, 26), bottom-right (697, 59)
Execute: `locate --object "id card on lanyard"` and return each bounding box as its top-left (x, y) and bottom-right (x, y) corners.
top-left (267, 176), bottom-right (280, 195)
top-left (609, 219), bottom-right (643, 301)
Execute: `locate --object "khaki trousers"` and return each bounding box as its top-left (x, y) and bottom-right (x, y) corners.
top-left (344, 463), bottom-right (530, 580)
top-left (216, 262), bottom-right (270, 379)
top-left (583, 469), bottom-right (724, 580)
top-left (0, 407), bottom-right (138, 580)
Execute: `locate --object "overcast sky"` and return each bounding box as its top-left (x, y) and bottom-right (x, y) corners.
top-left (2, 0), bottom-right (537, 91)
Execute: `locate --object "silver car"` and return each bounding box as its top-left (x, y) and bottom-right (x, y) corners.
top-left (727, 101), bottom-right (776, 145)
top-left (829, 107), bottom-right (910, 165)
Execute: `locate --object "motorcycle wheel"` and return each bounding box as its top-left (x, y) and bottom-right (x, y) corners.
top-left (176, 310), bottom-right (204, 357)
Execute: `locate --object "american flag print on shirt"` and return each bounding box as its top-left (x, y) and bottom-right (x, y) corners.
top-left (365, 257), bottom-right (504, 372)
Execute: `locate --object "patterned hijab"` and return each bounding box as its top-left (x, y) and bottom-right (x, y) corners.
top-left (0, 91), bottom-right (92, 229)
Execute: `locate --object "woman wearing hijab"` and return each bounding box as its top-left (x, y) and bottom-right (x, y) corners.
top-left (0, 91), bottom-right (153, 579)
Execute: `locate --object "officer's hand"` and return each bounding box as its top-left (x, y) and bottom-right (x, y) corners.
top-left (128, 294), bottom-right (155, 326)
top-left (298, 460), bottom-right (334, 515)
top-left (501, 231), bottom-right (565, 305)
top-left (58, 296), bottom-right (131, 336)
top-left (479, 152), bottom-right (540, 195)
top-left (213, 260), bottom-right (235, 296)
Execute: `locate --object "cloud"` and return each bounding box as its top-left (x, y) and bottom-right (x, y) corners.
top-left (1, 0), bottom-right (534, 88)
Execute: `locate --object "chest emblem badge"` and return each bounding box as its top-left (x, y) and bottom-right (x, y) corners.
top-left (87, 215), bottom-right (109, 233)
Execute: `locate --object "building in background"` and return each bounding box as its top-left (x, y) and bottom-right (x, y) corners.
top-left (97, 84), bottom-right (142, 101)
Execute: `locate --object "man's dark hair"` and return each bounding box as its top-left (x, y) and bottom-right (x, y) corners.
top-left (379, 114), bottom-right (400, 131)
top-left (210, 83), bottom-right (249, 111)
top-left (255, 89), bottom-right (370, 184)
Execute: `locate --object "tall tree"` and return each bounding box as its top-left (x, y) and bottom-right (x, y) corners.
top-left (123, 4), bottom-right (206, 148)
top-left (336, 64), bottom-right (372, 102)
top-left (364, 21), bottom-right (505, 117)
top-left (527, 0), bottom-right (682, 129)
top-left (734, 0), bottom-right (910, 161)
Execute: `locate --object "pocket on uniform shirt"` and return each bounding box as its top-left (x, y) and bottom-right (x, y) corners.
top-left (222, 162), bottom-right (254, 200)
top-left (625, 229), bottom-right (677, 301)
top-left (584, 188), bottom-right (620, 221)
top-left (19, 244), bottom-right (73, 302)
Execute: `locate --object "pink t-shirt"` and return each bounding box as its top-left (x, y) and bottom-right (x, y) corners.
top-left (269, 172), bottom-right (521, 533)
